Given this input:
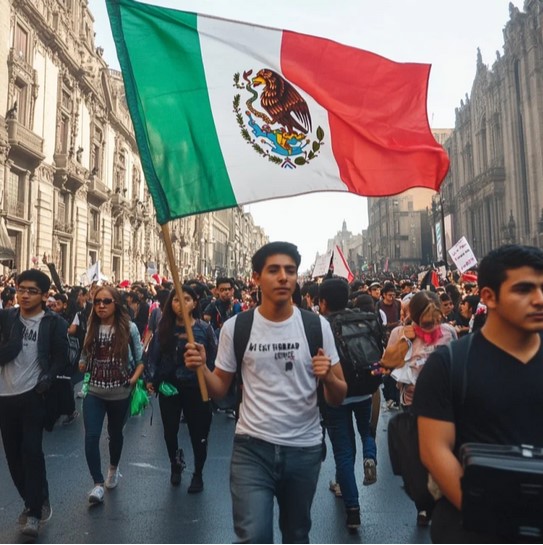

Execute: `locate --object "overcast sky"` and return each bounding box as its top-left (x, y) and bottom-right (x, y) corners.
top-left (89, 0), bottom-right (522, 271)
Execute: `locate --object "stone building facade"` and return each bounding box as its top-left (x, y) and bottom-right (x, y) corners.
top-left (441, 0), bottom-right (543, 257)
top-left (0, 0), bottom-right (267, 284)
top-left (365, 1), bottom-right (543, 268)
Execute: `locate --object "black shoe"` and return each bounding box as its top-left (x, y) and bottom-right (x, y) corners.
top-left (346, 507), bottom-right (361, 532)
top-left (170, 449), bottom-right (186, 486)
top-left (187, 473), bottom-right (203, 494)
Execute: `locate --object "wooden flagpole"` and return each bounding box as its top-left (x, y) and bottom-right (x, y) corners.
top-left (161, 223), bottom-right (209, 402)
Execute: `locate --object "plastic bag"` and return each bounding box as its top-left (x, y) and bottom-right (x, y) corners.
top-left (130, 379), bottom-right (149, 416)
top-left (158, 381), bottom-right (179, 397)
top-left (81, 373), bottom-right (91, 398)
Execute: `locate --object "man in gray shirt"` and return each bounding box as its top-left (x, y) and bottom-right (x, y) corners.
top-left (0, 269), bottom-right (69, 537)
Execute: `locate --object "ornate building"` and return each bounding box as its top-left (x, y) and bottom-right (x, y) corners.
top-left (441, 0), bottom-right (543, 257)
top-left (0, 0), bottom-right (267, 283)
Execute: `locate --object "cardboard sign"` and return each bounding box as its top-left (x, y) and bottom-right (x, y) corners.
top-left (448, 237), bottom-right (477, 273)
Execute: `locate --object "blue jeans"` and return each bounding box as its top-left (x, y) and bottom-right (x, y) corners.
top-left (325, 397), bottom-right (376, 509)
top-left (83, 393), bottom-right (130, 484)
top-left (230, 434), bottom-right (322, 544)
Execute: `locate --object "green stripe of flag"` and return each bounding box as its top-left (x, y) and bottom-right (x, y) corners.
top-left (106, 0), bottom-right (236, 224)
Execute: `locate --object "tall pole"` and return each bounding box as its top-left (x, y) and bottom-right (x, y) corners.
top-left (439, 195), bottom-right (448, 271)
top-left (161, 223), bottom-right (209, 401)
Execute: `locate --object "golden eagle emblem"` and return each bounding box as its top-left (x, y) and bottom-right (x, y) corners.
top-left (233, 68), bottom-right (325, 169)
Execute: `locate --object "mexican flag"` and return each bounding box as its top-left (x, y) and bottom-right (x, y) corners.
top-left (107, 0), bottom-right (450, 224)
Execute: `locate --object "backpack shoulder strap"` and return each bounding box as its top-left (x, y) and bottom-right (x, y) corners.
top-left (447, 333), bottom-right (474, 413)
top-left (299, 309), bottom-right (323, 357)
top-left (233, 309), bottom-right (255, 375)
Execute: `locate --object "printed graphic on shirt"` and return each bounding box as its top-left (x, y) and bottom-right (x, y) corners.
top-left (247, 341), bottom-right (301, 372)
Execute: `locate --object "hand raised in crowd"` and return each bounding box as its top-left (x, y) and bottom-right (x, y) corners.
top-left (312, 348), bottom-right (332, 381)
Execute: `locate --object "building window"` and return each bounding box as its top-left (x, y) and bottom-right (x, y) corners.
top-left (89, 209), bottom-right (100, 243)
top-left (7, 171), bottom-right (25, 217)
top-left (14, 23), bottom-right (29, 62)
top-left (13, 80), bottom-right (28, 126)
top-left (91, 125), bottom-right (104, 177)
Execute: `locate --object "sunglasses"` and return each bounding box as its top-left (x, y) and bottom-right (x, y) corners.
top-left (94, 298), bottom-right (114, 306)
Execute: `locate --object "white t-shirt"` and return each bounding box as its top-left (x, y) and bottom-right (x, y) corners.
top-left (0, 311), bottom-right (45, 396)
top-left (215, 307), bottom-right (339, 447)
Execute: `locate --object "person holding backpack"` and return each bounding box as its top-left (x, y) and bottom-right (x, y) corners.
top-left (184, 241), bottom-right (346, 543)
top-left (145, 286), bottom-right (217, 493)
top-left (318, 278), bottom-right (384, 532)
top-left (78, 286), bottom-right (143, 505)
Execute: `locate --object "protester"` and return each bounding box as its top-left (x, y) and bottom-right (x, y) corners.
top-left (414, 244), bottom-right (543, 543)
top-left (203, 277), bottom-right (242, 336)
top-left (78, 286), bottom-right (144, 505)
top-left (381, 290), bottom-right (457, 526)
top-left (0, 270), bottom-right (69, 537)
top-left (146, 286), bottom-right (217, 492)
top-left (185, 241), bottom-right (346, 543)
top-left (319, 278), bottom-right (383, 532)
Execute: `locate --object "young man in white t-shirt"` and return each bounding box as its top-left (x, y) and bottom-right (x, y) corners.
top-left (185, 241), bottom-right (346, 543)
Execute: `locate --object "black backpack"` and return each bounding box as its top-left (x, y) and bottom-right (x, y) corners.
top-left (326, 309), bottom-right (384, 396)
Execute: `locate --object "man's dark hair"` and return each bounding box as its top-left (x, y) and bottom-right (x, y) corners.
top-left (216, 277), bottom-right (233, 289)
top-left (252, 242), bottom-right (301, 274)
top-left (354, 294), bottom-right (375, 312)
top-left (16, 269), bottom-right (51, 294)
top-left (381, 282), bottom-right (396, 295)
top-left (444, 282), bottom-right (461, 307)
top-left (319, 278), bottom-right (349, 312)
top-left (439, 292), bottom-right (452, 303)
top-left (478, 244), bottom-right (543, 297)
top-left (1, 287), bottom-right (16, 305)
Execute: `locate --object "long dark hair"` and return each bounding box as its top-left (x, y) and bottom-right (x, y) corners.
top-left (158, 286), bottom-right (198, 354)
top-left (84, 286), bottom-right (131, 361)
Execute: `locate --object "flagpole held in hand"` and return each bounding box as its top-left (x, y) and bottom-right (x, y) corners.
top-left (161, 223), bottom-right (209, 402)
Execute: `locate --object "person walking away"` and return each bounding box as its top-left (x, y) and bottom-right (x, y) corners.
top-left (0, 270), bottom-right (69, 537)
top-left (414, 244), bottom-right (543, 543)
top-left (185, 241), bottom-right (347, 543)
top-left (78, 286), bottom-right (144, 505)
top-left (319, 278), bottom-right (383, 532)
top-left (146, 286), bottom-right (217, 492)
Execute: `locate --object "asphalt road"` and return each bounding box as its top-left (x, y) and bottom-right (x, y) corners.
top-left (0, 391), bottom-right (431, 544)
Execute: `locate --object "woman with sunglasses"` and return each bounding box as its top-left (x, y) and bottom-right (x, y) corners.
top-left (145, 286), bottom-right (217, 493)
top-left (381, 290), bottom-right (457, 527)
top-left (78, 286), bottom-right (144, 505)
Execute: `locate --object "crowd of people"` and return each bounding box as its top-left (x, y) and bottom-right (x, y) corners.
top-left (0, 241), bottom-right (542, 543)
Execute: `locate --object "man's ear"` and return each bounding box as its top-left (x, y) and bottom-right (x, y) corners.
top-left (252, 271), bottom-right (260, 285)
top-left (479, 286), bottom-right (497, 309)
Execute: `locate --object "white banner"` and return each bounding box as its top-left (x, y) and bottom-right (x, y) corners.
top-left (448, 237), bottom-right (477, 273)
top-left (312, 251), bottom-right (332, 278)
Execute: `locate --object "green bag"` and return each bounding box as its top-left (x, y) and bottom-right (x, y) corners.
top-left (158, 381), bottom-right (179, 397)
top-left (130, 379), bottom-right (149, 416)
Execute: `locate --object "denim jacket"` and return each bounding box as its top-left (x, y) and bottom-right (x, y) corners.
top-left (0, 307), bottom-right (69, 391)
top-left (146, 319), bottom-right (217, 387)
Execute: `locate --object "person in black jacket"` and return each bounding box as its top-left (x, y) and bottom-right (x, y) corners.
top-left (146, 286), bottom-right (217, 493)
top-left (0, 269), bottom-right (69, 537)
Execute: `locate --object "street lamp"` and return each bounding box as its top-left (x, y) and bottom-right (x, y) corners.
top-left (431, 195), bottom-right (448, 270)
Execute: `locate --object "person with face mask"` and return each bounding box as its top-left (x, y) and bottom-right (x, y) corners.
top-left (381, 290), bottom-right (457, 527)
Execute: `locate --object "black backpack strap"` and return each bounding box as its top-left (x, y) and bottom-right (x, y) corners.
top-left (299, 309), bottom-right (323, 357)
top-left (233, 308), bottom-right (255, 383)
top-left (448, 333), bottom-right (474, 414)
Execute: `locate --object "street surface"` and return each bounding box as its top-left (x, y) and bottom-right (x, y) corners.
top-left (0, 391), bottom-right (431, 544)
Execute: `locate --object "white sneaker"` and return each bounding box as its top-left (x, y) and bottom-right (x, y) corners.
top-left (105, 467), bottom-right (120, 489)
top-left (89, 485), bottom-right (104, 504)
